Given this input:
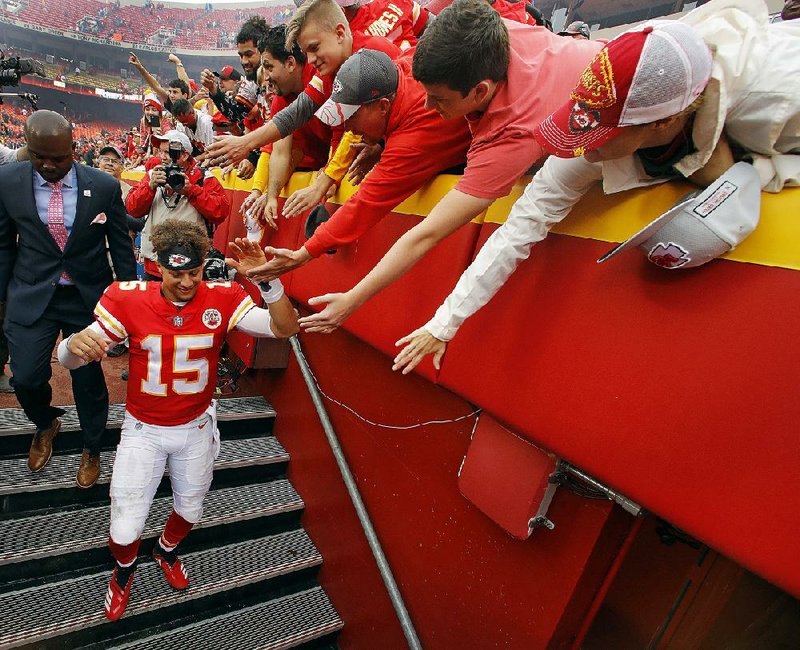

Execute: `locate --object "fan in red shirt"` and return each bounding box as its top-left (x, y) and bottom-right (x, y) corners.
top-left (58, 220), bottom-right (298, 622)
top-left (339, 0), bottom-right (432, 50)
top-left (206, 0), bottom-right (401, 167)
top-left (241, 48), bottom-right (472, 278)
top-left (241, 25), bottom-right (335, 238)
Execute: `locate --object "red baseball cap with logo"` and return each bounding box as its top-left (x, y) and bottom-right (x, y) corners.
top-left (535, 21), bottom-right (712, 158)
top-left (214, 65), bottom-right (242, 82)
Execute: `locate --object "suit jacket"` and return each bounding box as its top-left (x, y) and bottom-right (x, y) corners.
top-left (0, 162), bottom-right (137, 326)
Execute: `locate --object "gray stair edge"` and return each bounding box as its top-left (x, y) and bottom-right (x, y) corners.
top-left (0, 531), bottom-right (322, 649)
top-left (111, 587), bottom-right (344, 650)
top-left (0, 436), bottom-right (290, 495)
top-left (0, 396), bottom-right (277, 437)
top-left (0, 480), bottom-right (304, 565)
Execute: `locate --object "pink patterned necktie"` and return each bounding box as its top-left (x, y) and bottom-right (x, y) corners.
top-left (47, 180), bottom-right (70, 282)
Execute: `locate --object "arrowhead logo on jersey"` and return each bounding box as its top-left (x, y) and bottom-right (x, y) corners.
top-left (647, 242), bottom-right (690, 269)
top-left (173, 316), bottom-right (184, 327)
top-left (168, 254), bottom-right (191, 268)
top-left (202, 309), bottom-right (222, 329)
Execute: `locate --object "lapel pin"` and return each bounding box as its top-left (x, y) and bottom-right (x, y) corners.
top-left (83, 189), bottom-right (92, 197)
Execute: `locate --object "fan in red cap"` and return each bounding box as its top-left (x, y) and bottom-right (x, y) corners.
top-left (535, 23), bottom-right (712, 160)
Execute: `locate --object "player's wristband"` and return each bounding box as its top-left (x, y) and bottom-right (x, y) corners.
top-left (257, 279), bottom-right (284, 304)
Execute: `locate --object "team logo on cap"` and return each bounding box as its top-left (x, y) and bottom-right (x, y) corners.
top-left (333, 79), bottom-right (343, 93)
top-left (648, 242), bottom-right (690, 269)
top-left (568, 102), bottom-right (600, 133)
top-left (202, 308), bottom-right (222, 329)
top-left (168, 254), bottom-right (191, 268)
top-left (572, 49), bottom-right (616, 109)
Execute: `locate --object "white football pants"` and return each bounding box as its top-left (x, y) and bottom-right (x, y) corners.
top-left (109, 406), bottom-right (220, 546)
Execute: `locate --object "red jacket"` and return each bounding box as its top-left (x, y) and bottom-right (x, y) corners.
top-left (304, 51), bottom-right (471, 257)
top-left (125, 160), bottom-right (230, 225)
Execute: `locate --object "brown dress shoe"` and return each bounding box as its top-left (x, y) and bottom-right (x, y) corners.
top-left (76, 451), bottom-right (101, 489)
top-left (28, 418), bottom-right (61, 472)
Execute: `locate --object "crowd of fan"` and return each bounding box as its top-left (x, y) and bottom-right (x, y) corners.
top-left (0, 102), bottom-right (128, 158)
top-left (1, 0), bottom-right (295, 50)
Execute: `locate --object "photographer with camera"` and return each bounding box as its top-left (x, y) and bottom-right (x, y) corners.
top-left (125, 131), bottom-right (229, 281)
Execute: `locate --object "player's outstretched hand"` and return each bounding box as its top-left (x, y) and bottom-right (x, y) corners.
top-left (243, 246), bottom-right (311, 282)
top-left (298, 292), bottom-right (356, 333)
top-left (225, 238), bottom-right (268, 276)
top-left (204, 135), bottom-right (250, 168)
top-left (67, 329), bottom-right (110, 363)
top-left (392, 327), bottom-right (447, 375)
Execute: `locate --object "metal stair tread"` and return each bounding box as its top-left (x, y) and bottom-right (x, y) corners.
top-left (0, 396), bottom-right (276, 437)
top-left (0, 436), bottom-right (289, 495)
top-left (112, 586), bottom-right (343, 650)
top-left (0, 531), bottom-right (322, 649)
top-left (0, 480), bottom-right (303, 565)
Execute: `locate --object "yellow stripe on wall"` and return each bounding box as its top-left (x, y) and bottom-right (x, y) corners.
top-left (123, 168), bottom-right (800, 271)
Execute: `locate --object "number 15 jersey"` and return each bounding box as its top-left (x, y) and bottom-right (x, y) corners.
top-left (94, 280), bottom-right (256, 426)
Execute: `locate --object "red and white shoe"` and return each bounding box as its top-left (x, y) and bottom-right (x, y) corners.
top-left (152, 544), bottom-right (189, 590)
top-left (104, 564), bottom-right (136, 621)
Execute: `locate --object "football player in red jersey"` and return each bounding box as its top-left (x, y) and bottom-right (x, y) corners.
top-left (57, 219), bottom-right (298, 621)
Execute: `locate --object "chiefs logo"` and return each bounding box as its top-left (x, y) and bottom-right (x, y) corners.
top-left (648, 242), bottom-right (690, 269)
top-left (202, 308), bottom-right (222, 329)
top-left (568, 102), bottom-right (600, 134)
top-left (168, 254), bottom-right (191, 267)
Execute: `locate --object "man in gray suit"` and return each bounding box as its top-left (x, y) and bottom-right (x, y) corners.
top-left (0, 111), bottom-right (136, 487)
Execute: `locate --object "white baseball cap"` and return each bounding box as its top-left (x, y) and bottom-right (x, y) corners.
top-left (598, 162), bottom-right (761, 269)
top-left (151, 129), bottom-right (192, 154)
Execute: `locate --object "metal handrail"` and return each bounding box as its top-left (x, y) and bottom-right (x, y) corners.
top-left (290, 336), bottom-right (423, 650)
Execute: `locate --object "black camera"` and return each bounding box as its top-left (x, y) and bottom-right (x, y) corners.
top-left (0, 55), bottom-right (45, 87)
top-left (163, 141), bottom-right (185, 192)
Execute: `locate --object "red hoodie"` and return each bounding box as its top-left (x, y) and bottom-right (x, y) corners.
top-left (304, 50), bottom-right (471, 257)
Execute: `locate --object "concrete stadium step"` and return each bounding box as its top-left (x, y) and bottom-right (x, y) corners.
top-left (0, 435), bottom-right (289, 496)
top-left (0, 480), bottom-right (303, 566)
top-left (0, 395), bottom-right (277, 438)
top-left (109, 587), bottom-right (343, 650)
top-left (0, 531), bottom-right (323, 649)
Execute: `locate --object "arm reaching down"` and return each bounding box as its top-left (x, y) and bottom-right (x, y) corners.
top-left (205, 92), bottom-right (320, 167)
top-left (298, 188), bottom-right (493, 333)
top-left (390, 156), bottom-right (603, 373)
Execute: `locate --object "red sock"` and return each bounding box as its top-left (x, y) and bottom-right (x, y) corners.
top-left (160, 510), bottom-right (194, 549)
top-left (109, 536), bottom-right (140, 566)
